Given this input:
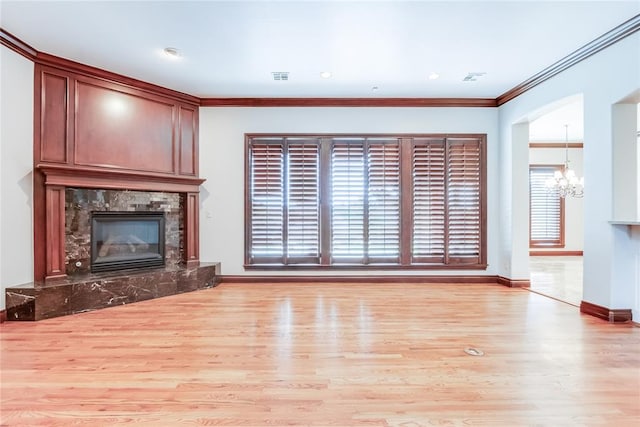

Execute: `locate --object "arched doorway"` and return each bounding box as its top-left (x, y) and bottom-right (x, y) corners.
top-left (527, 97), bottom-right (585, 306)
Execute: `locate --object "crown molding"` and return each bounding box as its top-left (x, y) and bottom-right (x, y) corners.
top-left (200, 97), bottom-right (498, 107)
top-left (4, 13), bottom-right (640, 108)
top-left (1, 28), bottom-right (199, 106)
top-left (0, 28), bottom-right (37, 60)
top-left (34, 52), bottom-right (200, 105)
top-left (497, 14), bottom-right (640, 106)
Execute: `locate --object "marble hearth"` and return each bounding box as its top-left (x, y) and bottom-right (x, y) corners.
top-left (5, 187), bottom-right (219, 321)
top-left (5, 263), bottom-right (220, 321)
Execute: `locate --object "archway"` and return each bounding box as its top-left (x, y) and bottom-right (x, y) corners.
top-left (527, 96), bottom-right (585, 305)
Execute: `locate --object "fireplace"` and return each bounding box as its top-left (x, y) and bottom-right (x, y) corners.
top-left (3, 67), bottom-right (214, 320)
top-left (91, 211), bottom-right (165, 273)
top-left (5, 188), bottom-right (221, 321)
top-left (65, 188), bottom-right (183, 277)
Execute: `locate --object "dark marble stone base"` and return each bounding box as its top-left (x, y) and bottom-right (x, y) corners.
top-left (5, 263), bottom-right (221, 321)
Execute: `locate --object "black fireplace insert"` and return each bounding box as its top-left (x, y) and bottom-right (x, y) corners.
top-left (90, 211), bottom-right (165, 273)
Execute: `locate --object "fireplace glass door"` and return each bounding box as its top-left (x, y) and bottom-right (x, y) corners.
top-left (91, 212), bottom-right (165, 273)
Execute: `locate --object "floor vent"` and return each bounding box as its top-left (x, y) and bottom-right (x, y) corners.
top-left (464, 347), bottom-right (484, 356)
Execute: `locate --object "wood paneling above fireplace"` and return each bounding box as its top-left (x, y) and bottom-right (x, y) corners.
top-left (33, 63), bottom-right (203, 283)
top-left (75, 81), bottom-right (175, 173)
top-left (36, 64), bottom-right (199, 177)
top-left (40, 71), bottom-right (68, 163)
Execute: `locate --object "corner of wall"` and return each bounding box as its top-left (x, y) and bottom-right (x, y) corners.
top-left (0, 44), bottom-right (35, 310)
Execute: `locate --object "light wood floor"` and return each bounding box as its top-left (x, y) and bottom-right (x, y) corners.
top-left (1, 282), bottom-right (638, 426)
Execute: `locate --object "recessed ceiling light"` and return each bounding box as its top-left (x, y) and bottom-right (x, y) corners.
top-left (428, 72), bottom-right (440, 80)
top-left (163, 47), bottom-right (181, 59)
top-left (320, 71), bottom-right (332, 79)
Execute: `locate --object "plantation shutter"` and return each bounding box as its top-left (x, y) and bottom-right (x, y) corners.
top-left (367, 139), bottom-right (401, 262)
top-left (286, 139), bottom-right (320, 262)
top-left (412, 138), bottom-right (446, 263)
top-left (447, 138), bottom-right (482, 264)
top-left (529, 166), bottom-right (563, 247)
top-left (246, 133), bottom-right (486, 268)
top-left (249, 139), bottom-right (284, 262)
top-left (331, 138), bottom-right (365, 262)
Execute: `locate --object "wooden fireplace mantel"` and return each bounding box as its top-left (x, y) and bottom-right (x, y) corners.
top-left (38, 164), bottom-right (205, 285)
top-left (38, 164), bottom-right (205, 193)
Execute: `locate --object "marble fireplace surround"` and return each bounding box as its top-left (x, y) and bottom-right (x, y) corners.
top-left (5, 165), bottom-right (221, 321)
top-left (65, 188), bottom-right (183, 276)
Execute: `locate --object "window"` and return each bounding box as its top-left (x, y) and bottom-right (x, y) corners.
top-left (330, 138), bottom-right (401, 264)
top-left (529, 165), bottom-right (564, 248)
top-left (246, 134), bottom-right (486, 269)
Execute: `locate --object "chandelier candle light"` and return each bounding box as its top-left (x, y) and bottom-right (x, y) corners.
top-left (545, 124), bottom-right (584, 198)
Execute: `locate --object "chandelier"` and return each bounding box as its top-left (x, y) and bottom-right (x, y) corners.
top-left (545, 125), bottom-right (584, 198)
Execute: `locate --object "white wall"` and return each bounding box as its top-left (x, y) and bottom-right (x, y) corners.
top-left (503, 122), bottom-right (530, 280)
top-left (529, 146), bottom-right (584, 252)
top-left (0, 45), bottom-right (34, 310)
top-left (612, 102), bottom-right (639, 221)
top-left (499, 32), bottom-right (640, 319)
top-left (199, 107), bottom-right (499, 276)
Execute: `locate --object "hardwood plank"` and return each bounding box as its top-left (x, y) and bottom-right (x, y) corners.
top-left (1, 283), bottom-right (638, 425)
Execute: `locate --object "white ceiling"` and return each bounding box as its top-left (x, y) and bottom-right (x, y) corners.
top-left (1, 1), bottom-right (639, 99)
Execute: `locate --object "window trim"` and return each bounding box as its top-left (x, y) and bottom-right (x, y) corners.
top-left (529, 164), bottom-right (565, 249)
top-left (245, 133), bottom-right (487, 270)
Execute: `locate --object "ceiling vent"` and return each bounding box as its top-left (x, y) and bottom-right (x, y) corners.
top-left (272, 72), bottom-right (289, 81)
top-left (463, 72), bottom-right (486, 82)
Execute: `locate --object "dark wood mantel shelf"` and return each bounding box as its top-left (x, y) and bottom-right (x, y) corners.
top-left (37, 164), bottom-right (205, 193)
